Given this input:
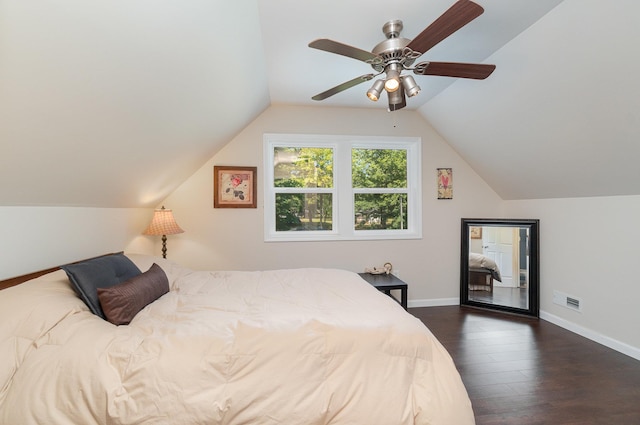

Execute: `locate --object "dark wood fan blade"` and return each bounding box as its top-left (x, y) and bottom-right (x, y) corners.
top-left (311, 74), bottom-right (375, 101)
top-left (309, 39), bottom-right (380, 63)
top-left (414, 61), bottom-right (495, 79)
top-left (406, 0), bottom-right (484, 56)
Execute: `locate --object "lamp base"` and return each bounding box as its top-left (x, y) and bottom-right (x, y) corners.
top-left (161, 234), bottom-right (167, 259)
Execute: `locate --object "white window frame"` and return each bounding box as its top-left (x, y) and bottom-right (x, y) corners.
top-left (264, 133), bottom-right (422, 242)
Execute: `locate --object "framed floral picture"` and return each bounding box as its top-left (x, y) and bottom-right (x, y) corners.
top-left (213, 166), bottom-right (257, 208)
top-left (437, 168), bottom-right (453, 199)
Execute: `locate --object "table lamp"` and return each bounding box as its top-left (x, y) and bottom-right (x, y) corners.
top-left (143, 206), bottom-right (184, 258)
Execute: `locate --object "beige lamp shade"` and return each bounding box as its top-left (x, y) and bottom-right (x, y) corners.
top-left (143, 206), bottom-right (184, 236)
top-left (143, 206), bottom-right (184, 259)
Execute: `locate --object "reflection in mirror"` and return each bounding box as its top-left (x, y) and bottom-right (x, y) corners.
top-left (461, 219), bottom-right (539, 317)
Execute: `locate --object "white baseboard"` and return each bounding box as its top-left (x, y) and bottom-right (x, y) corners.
top-left (407, 300), bottom-right (640, 361)
top-left (540, 310), bottom-right (640, 362)
top-left (408, 298), bottom-right (459, 308)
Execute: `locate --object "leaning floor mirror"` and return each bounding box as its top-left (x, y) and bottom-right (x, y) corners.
top-left (461, 218), bottom-right (540, 317)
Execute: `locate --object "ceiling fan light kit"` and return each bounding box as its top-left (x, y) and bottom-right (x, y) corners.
top-left (308, 0), bottom-right (496, 111)
top-left (383, 63), bottom-right (402, 92)
top-left (402, 75), bottom-right (421, 97)
top-left (387, 85), bottom-right (407, 112)
top-left (366, 79), bottom-right (385, 101)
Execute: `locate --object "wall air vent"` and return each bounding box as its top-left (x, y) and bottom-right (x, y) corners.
top-left (566, 297), bottom-right (580, 310)
top-left (553, 290), bottom-right (582, 312)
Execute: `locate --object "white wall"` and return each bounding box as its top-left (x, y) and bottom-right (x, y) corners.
top-left (0, 206), bottom-right (155, 280)
top-left (4, 105), bottom-right (638, 360)
top-left (162, 104), bottom-right (640, 357)
top-left (162, 105), bottom-right (503, 302)
top-left (504, 196), bottom-right (640, 355)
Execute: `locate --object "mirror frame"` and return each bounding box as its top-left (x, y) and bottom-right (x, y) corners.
top-left (461, 218), bottom-right (540, 317)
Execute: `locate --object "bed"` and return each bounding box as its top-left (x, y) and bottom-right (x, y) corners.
top-left (0, 252), bottom-right (475, 425)
top-left (468, 252), bottom-right (502, 292)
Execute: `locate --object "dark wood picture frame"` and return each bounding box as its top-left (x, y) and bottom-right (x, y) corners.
top-left (213, 166), bottom-right (257, 208)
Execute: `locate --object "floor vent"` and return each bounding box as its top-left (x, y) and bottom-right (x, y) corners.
top-left (553, 290), bottom-right (582, 312)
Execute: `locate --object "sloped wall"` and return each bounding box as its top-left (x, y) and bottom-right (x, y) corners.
top-left (0, 207), bottom-right (153, 280)
top-left (162, 105), bottom-right (503, 302)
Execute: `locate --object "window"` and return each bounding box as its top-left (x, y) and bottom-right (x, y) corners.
top-left (264, 134), bottom-right (422, 241)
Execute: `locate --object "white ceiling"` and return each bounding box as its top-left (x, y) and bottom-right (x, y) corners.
top-left (2, 0), bottom-right (640, 206)
top-left (259, 0), bottom-right (564, 109)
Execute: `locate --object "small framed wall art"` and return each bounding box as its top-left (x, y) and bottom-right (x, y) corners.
top-left (213, 166), bottom-right (257, 208)
top-left (470, 226), bottom-right (482, 239)
top-left (437, 168), bottom-right (453, 199)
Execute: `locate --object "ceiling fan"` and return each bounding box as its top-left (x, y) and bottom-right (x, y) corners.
top-left (308, 0), bottom-right (496, 111)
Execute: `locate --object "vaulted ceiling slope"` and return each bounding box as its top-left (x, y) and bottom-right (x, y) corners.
top-left (4, 0), bottom-right (638, 207)
top-left (0, 1), bottom-right (270, 207)
top-left (422, 0), bottom-right (640, 199)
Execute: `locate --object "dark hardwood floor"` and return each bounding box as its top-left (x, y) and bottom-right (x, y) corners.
top-left (411, 306), bottom-right (640, 425)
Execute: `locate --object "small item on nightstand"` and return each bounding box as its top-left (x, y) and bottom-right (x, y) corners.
top-left (364, 262), bottom-right (392, 275)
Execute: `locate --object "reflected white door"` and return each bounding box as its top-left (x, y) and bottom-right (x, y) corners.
top-left (482, 227), bottom-right (519, 287)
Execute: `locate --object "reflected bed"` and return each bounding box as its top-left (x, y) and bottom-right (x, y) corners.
top-left (468, 252), bottom-right (502, 292)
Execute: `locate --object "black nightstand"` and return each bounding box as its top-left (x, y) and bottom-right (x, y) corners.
top-left (358, 273), bottom-right (408, 310)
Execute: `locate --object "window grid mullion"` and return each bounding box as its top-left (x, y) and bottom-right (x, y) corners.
top-left (273, 187), bottom-right (335, 193)
top-left (352, 188), bottom-right (409, 194)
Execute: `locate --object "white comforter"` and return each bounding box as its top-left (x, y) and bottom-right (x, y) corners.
top-left (0, 254), bottom-right (475, 425)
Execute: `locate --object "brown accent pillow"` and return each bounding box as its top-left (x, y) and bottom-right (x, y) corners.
top-left (97, 263), bottom-right (169, 325)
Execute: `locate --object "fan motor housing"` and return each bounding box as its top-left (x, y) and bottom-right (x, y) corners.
top-left (372, 37), bottom-right (411, 58)
top-left (371, 20), bottom-right (414, 71)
